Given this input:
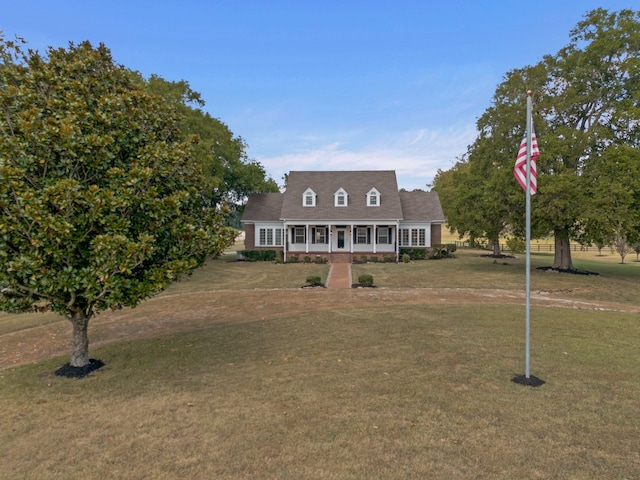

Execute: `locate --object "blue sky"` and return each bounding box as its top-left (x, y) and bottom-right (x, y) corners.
top-left (3, 1), bottom-right (636, 190)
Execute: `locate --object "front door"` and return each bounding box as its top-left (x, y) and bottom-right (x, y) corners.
top-left (337, 230), bottom-right (345, 249)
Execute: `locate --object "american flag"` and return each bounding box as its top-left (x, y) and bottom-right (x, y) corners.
top-left (513, 124), bottom-right (540, 195)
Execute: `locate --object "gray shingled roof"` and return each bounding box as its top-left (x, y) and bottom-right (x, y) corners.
top-left (241, 193), bottom-right (284, 222)
top-left (399, 191), bottom-right (445, 222)
top-left (280, 171), bottom-right (404, 221)
top-left (241, 172), bottom-right (446, 224)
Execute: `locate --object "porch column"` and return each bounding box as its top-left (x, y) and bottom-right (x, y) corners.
top-left (305, 224), bottom-right (309, 254)
top-left (373, 225), bottom-right (377, 254)
top-left (395, 221), bottom-right (400, 262)
top-left (350, 224), bottom-right (354, 254)
top-left (328, 224), bottom-right (332, 253)
top-left (283, 221), bottom-right (288, 262)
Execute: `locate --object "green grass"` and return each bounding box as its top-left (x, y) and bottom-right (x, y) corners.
top-left (1, 250), bottom-right (639, 479)
top-left (2, 306), bottom-right (638, 479)
top-left (354, 248), bottom-right (640, 306)
top-left (159, 253), bottom-right (331, 294)
top-left (0, 310), bottom-right (61, 336)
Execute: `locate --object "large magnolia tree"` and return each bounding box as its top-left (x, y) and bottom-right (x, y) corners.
top-left (0, 37), bottom-right (235, 368)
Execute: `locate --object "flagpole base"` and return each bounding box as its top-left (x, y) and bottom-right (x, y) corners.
top-left (511, 374), bottom-right (545, 387)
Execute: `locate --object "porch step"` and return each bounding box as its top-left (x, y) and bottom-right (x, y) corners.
top-left (329, 253), bottom-right (352, 263)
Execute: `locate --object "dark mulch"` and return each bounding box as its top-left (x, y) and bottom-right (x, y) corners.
top-left (351, 284), bottom-right (377, 288)
top-left (54, 359), bottom-right (105, 378)
top-left (511, 374), bottom-right (546, 387)
top-left (537, 266), bottom-right (599, 276)
top-left (481, 253), bottom-right (516, 259)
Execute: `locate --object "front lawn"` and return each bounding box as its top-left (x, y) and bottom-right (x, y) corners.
top-left (1, 248), bottom-right (639, 479)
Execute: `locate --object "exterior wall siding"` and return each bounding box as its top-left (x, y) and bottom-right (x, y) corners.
top-left (244, 223), bottom-right (442, 260)
top-left (285, 224), bottom-right (397, 257)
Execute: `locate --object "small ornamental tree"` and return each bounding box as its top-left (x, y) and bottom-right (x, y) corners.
top-left (0, 37), bottom-right (235, 368)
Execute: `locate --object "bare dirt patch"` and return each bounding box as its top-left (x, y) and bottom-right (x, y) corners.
top-left (2, 287), bottom-right (639, 371)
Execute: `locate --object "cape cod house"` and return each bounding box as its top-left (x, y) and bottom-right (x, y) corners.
top-left (241, 170), bottom-right (445, 263)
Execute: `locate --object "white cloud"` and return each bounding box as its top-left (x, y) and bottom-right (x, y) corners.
top-left (258, 125), bottom-right (476, 190)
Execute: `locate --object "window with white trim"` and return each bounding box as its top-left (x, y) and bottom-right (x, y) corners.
top-left (293, 227), bottom-right (306, 244)
top-left (399, 228), bottom-right (426, 247)
top-left (355, 227), bottom-right (370, 244)
top-left (334, 188), bottom-right (348, 207)
top-left (367, 188), bottom-right (380, 207)
top-left (258, 228), bottom-right (284, 246)
top-left (312, 227), bottom-right (327, 244)
top-left (377, 227), bottom-right (392, 244)
top-left (400, 229), bottom-right (409, 246)
top-left (303, 188), bottom-right (316, 207)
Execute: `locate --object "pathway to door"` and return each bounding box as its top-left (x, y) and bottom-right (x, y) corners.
top-left (326, 263), bottom-right (351, 289)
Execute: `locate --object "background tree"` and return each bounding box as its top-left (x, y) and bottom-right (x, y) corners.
top-left (534, 8), bottom-right (640, 269)
top-left (0, 37), bottom-right (235, 368)
top-left (434, 64), bottom-right (548, 254)
top-left (145, 76), bottom-right (279, 228)
top-left (581, 145), bottom-right (640, 264)
top-left (433, 162), bottom-right (482, 247)
top-left (436, 8), bottom-right (640, 270)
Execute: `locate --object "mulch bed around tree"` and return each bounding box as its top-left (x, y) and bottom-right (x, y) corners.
top-left (511, 374), bottom-right (546, 387)
top-left (479, 254), bottom-right (601, 275)
top-left (54, 359), bottom-right (105, 378)
top-left (537, 266), bottom-right (599, 276)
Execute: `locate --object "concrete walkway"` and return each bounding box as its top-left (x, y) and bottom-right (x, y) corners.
top-left (326, 263), bottom-right (352, 289)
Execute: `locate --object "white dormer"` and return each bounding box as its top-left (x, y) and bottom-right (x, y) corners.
top-left (303, 188), bottom-right (316, 207)
top-left (334, 187), bottom-right (348, 207)
top-left (366, 187), bottom-right (380, 207)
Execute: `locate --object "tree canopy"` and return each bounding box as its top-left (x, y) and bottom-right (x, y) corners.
top-left (0, 37), bottom-right (236, 368)
top-left (434, 8), bottom-right (640, 269)
top-left (145, 75), bottom-right (280, 227)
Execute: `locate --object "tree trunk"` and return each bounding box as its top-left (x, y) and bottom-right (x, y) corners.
top-left (69, 313), bottom-right (90, 367)
top-left (552, 230), bottom-right (574, 270)
top-left (487, 237), bottom-right (500, 255)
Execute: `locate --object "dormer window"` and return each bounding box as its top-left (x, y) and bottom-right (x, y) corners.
top-left (334, 188), bottom-right (348, 207)
top-left (367, 188), bottom-right (380, 207)
top-left (303, 188), bottom-right (316, 207)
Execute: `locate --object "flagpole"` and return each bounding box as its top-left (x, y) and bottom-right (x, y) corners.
top-left (524, 92), bottom-right (532, 379)
top-left (512, 91), bottom-right (543, 387)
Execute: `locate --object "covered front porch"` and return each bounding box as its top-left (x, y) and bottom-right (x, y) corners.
top-left (283, 222), bottom-right (398, 262)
